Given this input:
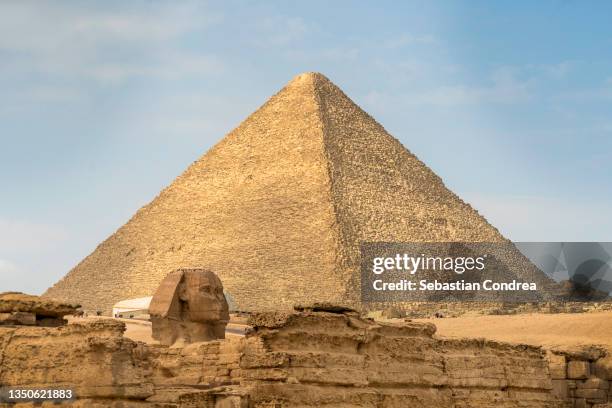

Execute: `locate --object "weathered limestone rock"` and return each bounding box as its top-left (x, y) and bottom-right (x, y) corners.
top-left (149, 269), bottom-right (229, 347)
top-left (0, 401), bottom-right (167, 408)
top-left (242, 309), bottom-right (562, 407)
top-left (0, 292), bottom-right (79, 326)
top-left (576, 377), bottom-right (610, 390)
top-left (293, 303), bottom-right (357, 314)
top-left (575, 398), bottom-right (588, 408)
top-left (547, 352), bottom-right (567, 379)
top-left (568, 361), bottom-right (591, 379)
top-left (0, 306), bottom-right (568, 407)
top-left (381, 306), bottom-right (406, 319)
top-left (574, 387), bottom-right (607, 400)
top-left (559, 345), bottom-right (608, 362)
top-left (593, 355), bottom-right (612, 380)
top-left (551, 379), bottom-right (568, 399)
top-left (0, 319), bottom-right (153, 400)
top-left (548, 348), bottom-right (612, 408)
top-left (0, 311), bottom-right (36, 325)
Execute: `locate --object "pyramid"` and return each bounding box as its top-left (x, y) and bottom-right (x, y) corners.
top-left (44, 72), bottom-right (553, 313)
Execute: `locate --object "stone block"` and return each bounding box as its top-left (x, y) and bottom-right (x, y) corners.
top-left (575, 388), bottom-right (607, 400)
top-left (593, 356), bottom-right (612, 380)
top-left (551, 379), bottom-right (569, 399)
top-left (0, 311), bottom-right (36, 325)
top-left (561, 346), bottom-right (607, 362)
top-left (574, 398), bottom-right (587, 408)
top-left (568, 361), bottom-right (591, 379)
top-left (381, 307), bottom-right (405, 319)
top-left (215, 395), bottom-right (247, 408)
top-left (577, 377), bottom-right (610, 390)
top-left (0, 292), bottom-right (79, 318)
top-left (548, 352), bottom-right (567, 379)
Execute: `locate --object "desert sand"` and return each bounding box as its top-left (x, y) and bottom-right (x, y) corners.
top-left (89, 310), bottom-right (612, 352)
top-left (75, 317), bottom-right (248, 344)
top-left (416, 311), bottom-right (612, 350)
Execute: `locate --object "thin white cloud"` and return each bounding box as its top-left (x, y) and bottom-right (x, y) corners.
top-left (540, 61), bottom-right (575, 80)
top-left (87, 53), bottom-right (225, 84)
top-left (286, 47), bottom-right (360, 62)
top-left (383, 33), bottom-right (437, 48)
top-left (0, 219), bottom-right (69, 254)
top-left (364, 66), bottom-right (533, 108)
top-left (557, 80), bottom-right (612, 102)
top-left (16, 86), bottom-right (82, 103)
top-left (111, 89), bottom-right (256, 143)
top-left (250, 16), bottom-right (312, 48)
top-left (464, 193), bottom-right (612, 242)
top-left (0, 259), bottom-right (21, 293)
top-left (0, 1), bottom-right (223, 87)
top-left (0, 1), bottom-right (219, 52)
top-left (0, 259), bottom-right (18, 274)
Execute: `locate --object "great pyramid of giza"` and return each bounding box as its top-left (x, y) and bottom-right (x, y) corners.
top-left (44, 72), bottom-right (555, 313)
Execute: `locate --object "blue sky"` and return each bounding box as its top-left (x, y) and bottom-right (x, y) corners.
top-left (1, 1), bottom-right (611, 294)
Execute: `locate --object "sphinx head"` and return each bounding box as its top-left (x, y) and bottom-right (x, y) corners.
top-left (179, 270), bottom-right (229, 323)
top-left (149, 268), bottom-right (230, 346)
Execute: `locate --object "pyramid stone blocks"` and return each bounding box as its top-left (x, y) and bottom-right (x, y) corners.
top-left (44, 73), bottom-right (552, 313)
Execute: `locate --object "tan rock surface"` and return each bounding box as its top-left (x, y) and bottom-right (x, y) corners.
top-left (0, 319), bottom-right (153, 400)
top-left (0, 292), bottom-right (79, 318)
top-left (241, 309), bottom-right (562, 407)
top-left (568, 360), bottom-right (591, 379)
top-left (0, 307), bottom-right (567, 407)
top-left (594, 355), bottom-right (612, 380)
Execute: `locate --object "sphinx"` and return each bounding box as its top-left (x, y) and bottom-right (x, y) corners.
top-left (149, 268), bottom-right (229, 347)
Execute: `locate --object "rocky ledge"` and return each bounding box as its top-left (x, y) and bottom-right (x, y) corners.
top-left (0, 292), bottom-right (80, 327)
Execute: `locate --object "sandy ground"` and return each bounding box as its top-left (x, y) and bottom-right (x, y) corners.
top-left (415, 311), bottom-right (612, 351)
top-left (120, 319), bottom-right (156, 343)
top-left (68, 316), bottom-right (247, 344)
top-left (71, 311), bottom-right (612, 351)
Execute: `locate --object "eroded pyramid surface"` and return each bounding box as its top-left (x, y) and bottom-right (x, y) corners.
top-left (44, 73), bottom-right (553, 313)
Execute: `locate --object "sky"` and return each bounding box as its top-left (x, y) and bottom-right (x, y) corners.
top-left (1, 1), bottom-right (612, 294)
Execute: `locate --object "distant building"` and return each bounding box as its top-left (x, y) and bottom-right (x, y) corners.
top-left (112, 296), bottom-right (151, 319)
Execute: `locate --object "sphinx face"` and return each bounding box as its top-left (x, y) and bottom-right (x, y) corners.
top-left (181, 271), bottom-right (229, 323)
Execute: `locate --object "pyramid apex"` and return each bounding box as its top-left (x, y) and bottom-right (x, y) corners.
top-left (288, 71), bottom-right (331, 86)
top-left (284, 72), bottom-right (338, 101)
top-left (293, 71), bottom-right (327, 79)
